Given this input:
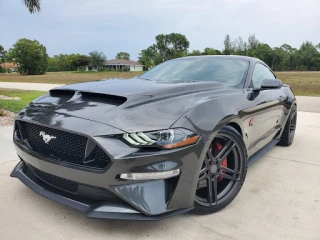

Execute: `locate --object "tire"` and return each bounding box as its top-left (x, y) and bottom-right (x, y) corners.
top-left (193, 125), bottom-right (248, 214)
top-left (278, 105), bottom-right (297, 147)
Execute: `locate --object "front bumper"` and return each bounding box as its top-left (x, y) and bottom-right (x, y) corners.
top-left (11, 114), bottom-right (207, 220)
top-left (11, 161), bottom-right (193, 220)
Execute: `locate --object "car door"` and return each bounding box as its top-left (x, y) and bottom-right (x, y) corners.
top-left (247, 63), bottom-right (286, 155)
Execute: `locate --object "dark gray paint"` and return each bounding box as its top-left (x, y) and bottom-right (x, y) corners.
top-left (11, 56), bottom-right (296, 219)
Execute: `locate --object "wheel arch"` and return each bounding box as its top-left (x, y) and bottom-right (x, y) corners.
top-left (226, 122), bottom-right (243, 137)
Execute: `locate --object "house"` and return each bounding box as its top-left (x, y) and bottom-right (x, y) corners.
top-left (0, 62), bottom-right (18, 71)
top-left (105, 59), bottom-right (143, 72)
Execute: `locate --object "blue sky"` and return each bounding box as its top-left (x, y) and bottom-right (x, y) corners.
top-left (1, 0), bottom-right (319, 60)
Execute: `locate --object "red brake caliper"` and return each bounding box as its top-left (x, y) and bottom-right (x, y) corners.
top-left (215, 141), bottom-right (228, 182)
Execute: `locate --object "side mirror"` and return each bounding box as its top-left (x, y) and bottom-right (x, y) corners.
top-left (261, 79), bottom-right (282, 89)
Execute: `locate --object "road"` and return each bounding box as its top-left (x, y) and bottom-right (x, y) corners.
top-left (0, 94), bottom-right (319, 239)
top-left (0, 82), bottom-right (62, 91)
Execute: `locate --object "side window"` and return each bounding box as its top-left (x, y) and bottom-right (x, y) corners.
top-left (251, 64), bottom-right (275, 88)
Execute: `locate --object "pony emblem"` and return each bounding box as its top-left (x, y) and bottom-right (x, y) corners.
top-left (39, 131), bottom-right (56, 144)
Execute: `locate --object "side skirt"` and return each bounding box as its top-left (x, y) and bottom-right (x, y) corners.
top-left (248, 139), bottom-right (280, 167)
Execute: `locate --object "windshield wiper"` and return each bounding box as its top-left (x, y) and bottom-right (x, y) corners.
top-left (139, 77), bottom-right (152, 81)
top-left (173, 80), bottom-right (199, 83)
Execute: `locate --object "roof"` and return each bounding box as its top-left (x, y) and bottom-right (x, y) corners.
top-left (180, 55), bottom-right (263, 64)
top-left (105, 59), bottom-right (143, 66)
top-left (0, 62), bottom-right (18, 69)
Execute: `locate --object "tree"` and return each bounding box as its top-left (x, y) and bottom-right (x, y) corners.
top-left (0, 45), bottom-right (6, 73)
top-left (223, 34), bottom-right (233, 55)
top-left (254, 44), bottom-right (273, 67)
top-left (233, 37), bottom-right (246, 55)
top-left (138, 33), bottom-right (189, 69)
top-left (296, 41), bottom-right (320, 70)
top-left (70, 55), bottom-right (90, 71)
top-left (280, 44), bottom-right (298, 70)
top-left (0, 45), bottom-right (6, 63)
top-left (89, 51), bottom-right (106, 70)
top-left (248, 34), bottom-right (260, 50)
top-left (138, 45), bottom-right (162, 70)
top-left (0, 45), bottom-right (6, 65)
top-left (55, 54), bottom-right (73, 71)
top-left (116, 52), bottom-right (130, 60)
top-left (138, 48), bottom-right (153, 70)
top-left (47, 56), bottom-right (60, 72)
top-left (202, 47), bottom-right (219, 55)
top-left (188, 50), bottom-right (201, 56)
top-left (0, 45), bottom-right (4, 56)
top-left (23, 0), bottom-right (41, 14)
top-left (138, 33), bottom-right (320, 71)
top-left (8, 38), bottom-right (48, 75)
top-left (272, 47), bottom-right (290, 71)
top-left (155, 33), bottom-right (189, 61)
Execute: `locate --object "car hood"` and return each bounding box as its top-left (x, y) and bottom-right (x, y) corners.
top-left (28, 78), bottom-right (238, 132)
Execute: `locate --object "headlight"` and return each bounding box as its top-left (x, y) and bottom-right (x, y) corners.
top-left (123, 128), bottom-right (199, 149)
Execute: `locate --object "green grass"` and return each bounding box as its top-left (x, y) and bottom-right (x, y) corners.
top-left (0, 89), bottom-right (46, 113)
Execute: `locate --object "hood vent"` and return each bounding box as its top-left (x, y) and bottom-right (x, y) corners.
top-left (49, 90), bottom-right (75, 99)
top-left (80, 92), bottom-right (127, 106)
top-left (47, 89), bottom-right (126, 106)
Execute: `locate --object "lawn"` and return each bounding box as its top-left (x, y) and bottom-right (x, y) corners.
top-left (0, 71), bottom-right (319, 96)
top-left (275, 72), bottom-right (320, 96)
top-left (0, 89), bottom-right (46, 113)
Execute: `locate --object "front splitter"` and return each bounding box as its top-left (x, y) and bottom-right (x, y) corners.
top-left (10, 161), bottom-right (193, 220)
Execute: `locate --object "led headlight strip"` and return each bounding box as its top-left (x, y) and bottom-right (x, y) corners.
top-left (123, 132), bottom-right (156, 146)
top-left (123, 128), bottom-right (199, 149)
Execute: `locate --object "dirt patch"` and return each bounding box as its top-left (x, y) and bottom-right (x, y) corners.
top-left (0, 95), bottom-right (21, 101)
top-left (0, 109), bottom-right (15, 126)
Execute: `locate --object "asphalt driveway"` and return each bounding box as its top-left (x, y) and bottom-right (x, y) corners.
top-left (0, 106), bottom-right (319, 239)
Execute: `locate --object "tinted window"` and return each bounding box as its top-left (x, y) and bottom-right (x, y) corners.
top-left (252, 63), bottom-right (275, 88)
top-left (140, 58), bottom-right (249, 88)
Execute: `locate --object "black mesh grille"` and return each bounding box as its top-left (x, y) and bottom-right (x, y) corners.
top-left (18, 121), bottom-right (111, 170)
top-left (31, 166), bottom-right (78, 194)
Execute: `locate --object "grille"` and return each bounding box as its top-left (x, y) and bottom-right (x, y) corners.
top-left (31, 166), bottom-right (78, 194)
top-left (18, 121), bottom-right (111, 170)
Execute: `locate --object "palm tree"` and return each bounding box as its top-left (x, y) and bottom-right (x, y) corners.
top-left (23, 0), bottom-right (41, 14)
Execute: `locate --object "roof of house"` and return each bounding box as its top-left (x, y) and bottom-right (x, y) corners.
top-left (105, 59), bottom-right (143, 66)
top-left (0, 62), bottom-right (18, 69)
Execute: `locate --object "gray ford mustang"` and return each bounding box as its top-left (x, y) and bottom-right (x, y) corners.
top-left (11, 55), bottom-right (297, 220)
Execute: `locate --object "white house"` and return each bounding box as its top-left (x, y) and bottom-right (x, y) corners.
top-left (105, 59), bottom-right (143, 72)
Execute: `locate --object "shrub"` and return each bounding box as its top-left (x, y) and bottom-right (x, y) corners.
top-left (0, 109), bottom-right (7, 117)
top-left (0, 67), bottom-right (12, 73)
top-left (47, 66), bottom-right (60, 72)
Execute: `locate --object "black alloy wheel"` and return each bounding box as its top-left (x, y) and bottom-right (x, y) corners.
top-left (278, 105), bottom-right (297, 146)
top-left (194, 126), bottom-right (247, 214)
top-left (289, 107), bottom-right (297, 143)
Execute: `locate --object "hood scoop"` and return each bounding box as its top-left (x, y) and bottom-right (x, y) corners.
top-left (80, 92), bottom-right (127, 106)
top-left (49, 89), bottom-right (75, 98)
top-left (31, 89), bottom-right (127, 118)
top-left (42, 89), bottom-right (127, 107)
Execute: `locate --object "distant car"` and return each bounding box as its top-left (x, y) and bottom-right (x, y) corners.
top-left (11, 56), bottom-right (297, 220)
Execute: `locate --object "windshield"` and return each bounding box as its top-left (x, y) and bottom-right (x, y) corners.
top-left (140, 57), bottom-right (249, 87)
